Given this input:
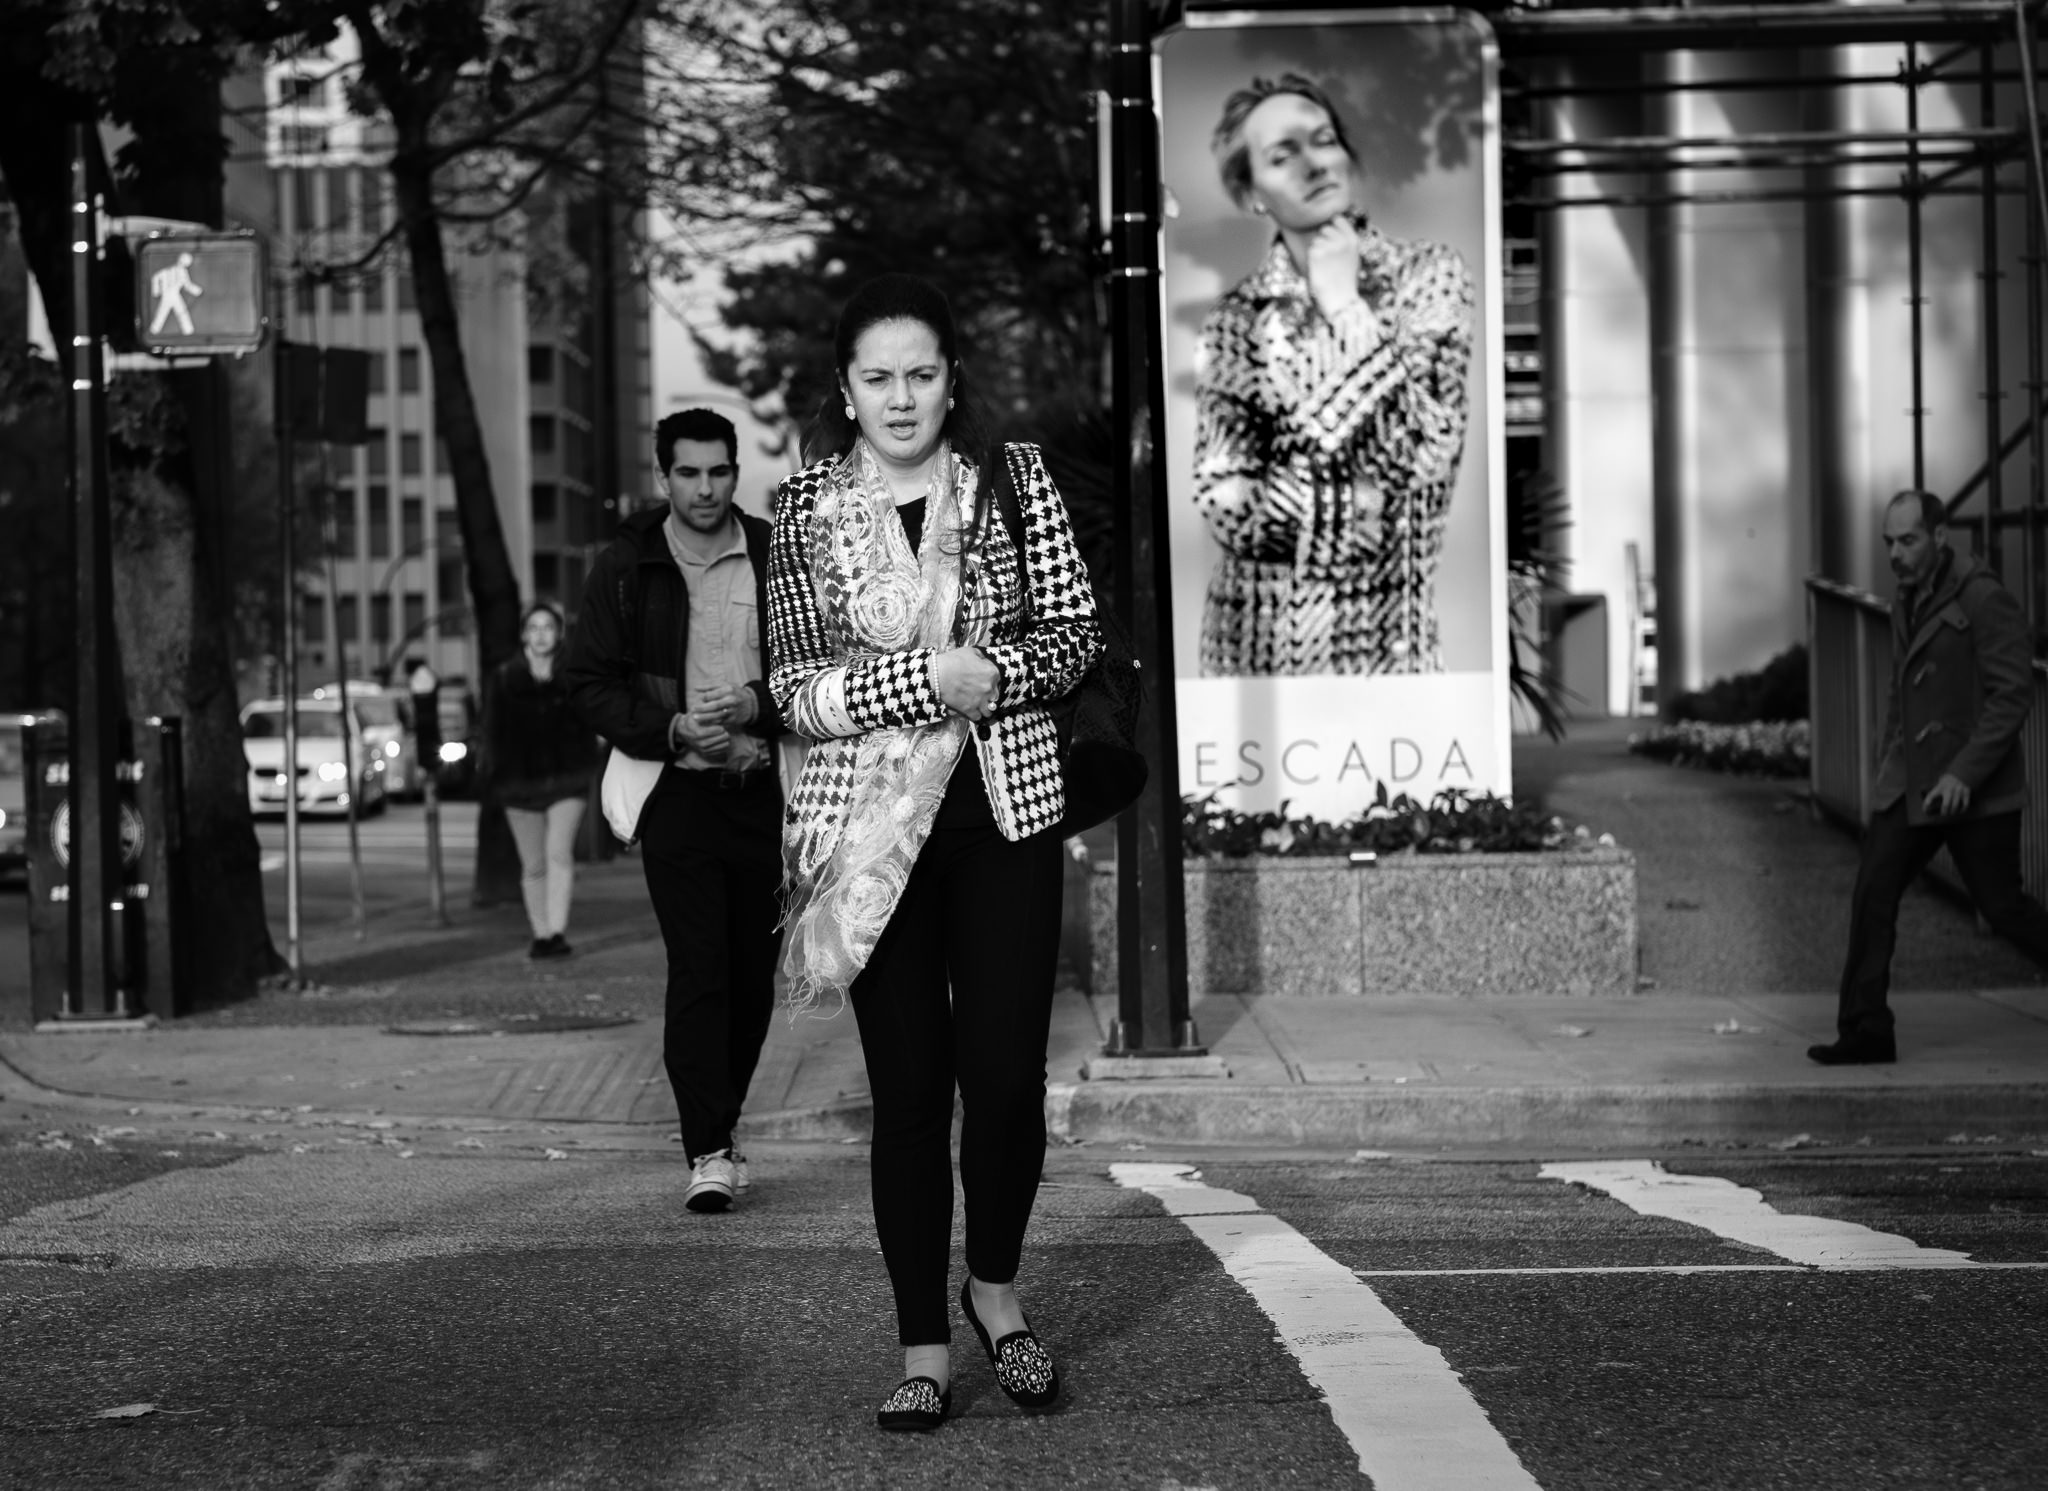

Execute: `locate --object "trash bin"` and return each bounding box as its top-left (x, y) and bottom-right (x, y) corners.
top-left (22, 715), bottom-right (189, 1021)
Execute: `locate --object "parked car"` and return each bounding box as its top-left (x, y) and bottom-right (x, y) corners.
top-left (0, 714), bottom-right (26, 884)
top-left (240, 697), bottom-right (388, 817)
top-left (314, 681), bottom-right (422, 800)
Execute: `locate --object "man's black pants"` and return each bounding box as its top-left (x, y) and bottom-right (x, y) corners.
top-left (638, 766), bottom-right (783, 1161)
top-left (1838, 800), bottom-right (2048, 1039)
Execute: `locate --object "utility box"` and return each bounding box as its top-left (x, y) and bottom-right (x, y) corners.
top-left (22, 716), bottom-right (190, 1021)
top-left (1544, 593), bottom-right (1612, 720)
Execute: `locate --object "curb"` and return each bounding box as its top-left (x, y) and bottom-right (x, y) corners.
top-left (1045, 1080), bottom-right (2048, 1150)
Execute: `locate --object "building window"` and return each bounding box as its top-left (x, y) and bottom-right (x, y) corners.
top-left (366, 355), bottom-right (385, 395)
top-left (400, 433), bottom-right (422, 477)
top-left (331, 489), bottom-right (357, 556)
top-left (364, 270), bottom-right (384, 313)
top-left (531, 482), bottom-right (558, 525)
top-left (436, 509), bottom-right (461, 553)
top-left (362, 172), bottom-right (383, 233)
top-left (370, 593), bottom-right (392, 646)
top-left (529, 416), bottom-right (555, 455)
top-left (403, 592), bottom-right (425, 638)
top-left (291, 169), bottom-right (318, 230)
top-left (437, 560), bottom-right (469, 633)
top-left (336, 595), bottom-right (359, 652)
top-left (367, 485), bottom-right (391, 558)
top-left (534, 553), bottom-right (560, 598)
top-left (282, 73), bottom-right (323, 107)
top-left (528, 346), bottom-right (554, 384)
top-left (281, 124), bottom-right (328, 160)
top-left (401, 496), bottom-right (424, 552)
top-left (365, 429), bottom-right (388, 478)
top-left (295, 278), bottom-right (316, 319)
top-left (398, 347), bottom-right (421, 395)
top-left (564, 422), bottom-right (591, 484)
top-left (564, 555), bottom-right (586, 609)
top-left (397, 271), bottom-right (416, 313)
top-left (328, 168), bottom-right (352, 232)
top-left (301, 594), bottom-right (325, 643)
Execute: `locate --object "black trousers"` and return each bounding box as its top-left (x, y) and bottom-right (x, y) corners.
top-left (639, 766), bottom-right (783, 1161)
top-left (1838, 801), bottom-right (2048, 1039)
top-left (848, 817), bottom-right (1065, 1346)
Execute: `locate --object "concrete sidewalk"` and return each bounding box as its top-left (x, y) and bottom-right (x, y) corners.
top-left (5, 719), bottom-right (2048, 1151)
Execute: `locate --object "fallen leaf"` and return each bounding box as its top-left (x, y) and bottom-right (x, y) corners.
top-left (543, 1148), bottom-right (569, 1161)
top-left (1552, 1024), bottom-right (1593, 1039)
top-left (456, 1138), bottom-right (486, 1150)
top-left (1769, 1133), bottom-right (1818, 1151)
top-left (1712, 1019), bottom-right (1754, 1035)
top-left (93, 1403), bottom-right (157, 1420)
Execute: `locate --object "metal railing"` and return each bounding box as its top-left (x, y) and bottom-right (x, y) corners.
top-left (1808, 575), bottom-right (2048, 901)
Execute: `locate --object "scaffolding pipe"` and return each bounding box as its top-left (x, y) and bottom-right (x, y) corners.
top-left (1517, 148), bottom-right (1996, 178)
top-left (1509, 127), bottom-right (2011, 153)
top-left (1508, 68), bottom-right (2028, 100)
top-left (1494, 1), bottom-right (2021, 56)
top-left (1908, 42), bottom-right (1929, 489)
top-left (1510, 182), bottom-right (2029, 212)
top-left (1982, 43), bottom-right (2009, 569)
top-left (2020, 1), bottom-right (2048, 624)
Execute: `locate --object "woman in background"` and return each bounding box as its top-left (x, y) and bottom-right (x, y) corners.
top-left (1195, 72), bottom-right (1475, 676)
top-left (483, 599), bottom-right (598, 958)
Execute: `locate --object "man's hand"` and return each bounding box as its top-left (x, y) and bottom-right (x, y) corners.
top-left (932, 647), bottom-right (1001, 721)
top-left (694, 684), bottom-right (758, 729)
top-left (1923, 773), bottom-right (1972, 817)
top-left (671, 709), bottom-right (730, 761)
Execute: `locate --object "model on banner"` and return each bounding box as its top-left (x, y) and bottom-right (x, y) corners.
top-left (1194, 73), bottom-right (1475, 677)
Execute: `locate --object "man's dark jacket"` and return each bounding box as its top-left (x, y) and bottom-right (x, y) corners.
top-left (562, 506), bottom-right (785, 765)
top-left (1874, 548), bottom-right (2032, 824)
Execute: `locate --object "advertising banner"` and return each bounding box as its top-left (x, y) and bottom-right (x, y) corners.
top-left (1154, 9), bottom-right (1507, 819)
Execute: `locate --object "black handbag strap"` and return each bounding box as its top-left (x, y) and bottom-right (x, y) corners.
top-left (991, 442), bottom-right (1032, 619)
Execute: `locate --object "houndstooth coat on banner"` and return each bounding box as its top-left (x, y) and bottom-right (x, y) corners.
top-left (1192, 217), bottom-right (1474, 676)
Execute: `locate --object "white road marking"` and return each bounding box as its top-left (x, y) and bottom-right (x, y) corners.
top-left (1354, 1263), bottom-right (2048, 1277)
top-left (1113, 1162), bottom-right (1542, 1491)
top-left (1541, 1160), bottom-right (1982, 1269)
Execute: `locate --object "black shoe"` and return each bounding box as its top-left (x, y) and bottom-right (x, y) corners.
top-left (960, 1281), bottom-right (1060, 1411)
top-left (545, 933), bottom-right (573, 957)
top-left (526, 938), bottom-right (551, 960)
top-left (875, 1375), bottom-right (950, 1432)
top-left (1807, 1036), bottom-right (1897, 1065)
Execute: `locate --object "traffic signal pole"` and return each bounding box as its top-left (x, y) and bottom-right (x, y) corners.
top-left (1100, 0), bottom-right (1209, 1064)
top-left (62, 122), bottom-right (135, 1022)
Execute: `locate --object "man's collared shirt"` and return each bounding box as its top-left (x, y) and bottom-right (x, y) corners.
top-left (665, 512), bottom-right (765, 773)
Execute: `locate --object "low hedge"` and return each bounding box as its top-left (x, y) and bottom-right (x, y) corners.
top-left (1180, 785), bottom-right (1613, 859)
top-left (1628, 719), bottom-right (1810, 778)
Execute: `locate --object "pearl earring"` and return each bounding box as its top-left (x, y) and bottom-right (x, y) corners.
top-left (844, 403), bottom-right (855, 419)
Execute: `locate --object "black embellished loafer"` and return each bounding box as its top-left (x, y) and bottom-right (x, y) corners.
top-left (1807, 1036), bottom-right (1897, 1066)
top-left (875, 1375), bottom-right (950, 1433)
top-left (960, 1281), bottom-right (1060, 1411)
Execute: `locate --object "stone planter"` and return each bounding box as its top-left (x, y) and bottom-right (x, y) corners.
top-left (1088, 849), bottom-right (1637, 997)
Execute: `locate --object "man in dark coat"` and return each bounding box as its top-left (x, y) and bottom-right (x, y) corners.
top-left (563, 408), bottom-right (785, 1209)
top-left (1816, 489), bottom-right (2048, 1064)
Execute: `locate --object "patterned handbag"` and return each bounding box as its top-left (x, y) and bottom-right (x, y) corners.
top-left (992, 444), bottom-right (1149, 836)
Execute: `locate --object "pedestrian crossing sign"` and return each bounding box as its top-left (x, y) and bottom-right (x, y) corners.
top-left (133, 232), bottom-right (268, 355)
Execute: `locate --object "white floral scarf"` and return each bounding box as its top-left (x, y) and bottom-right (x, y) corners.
top-left (781, 439), bottom-right (989, 1015)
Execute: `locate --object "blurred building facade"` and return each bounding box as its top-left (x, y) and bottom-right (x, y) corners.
top-left (261, 32), bottom-right (652, 695)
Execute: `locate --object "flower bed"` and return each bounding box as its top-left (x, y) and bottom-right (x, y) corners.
top-left (1627, 720), bottom-right (1810, 778)
top-left (1080, 790), bottom-right (1637, 999)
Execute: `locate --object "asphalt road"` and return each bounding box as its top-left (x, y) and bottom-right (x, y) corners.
top-left (1, 1105), bottom-right (2042, 1491)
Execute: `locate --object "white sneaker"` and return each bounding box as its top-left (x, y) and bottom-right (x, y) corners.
top-left (685, 1150), bottom-right (737, 1213)
top-left (731, 1147), bottom-right (751, 1192)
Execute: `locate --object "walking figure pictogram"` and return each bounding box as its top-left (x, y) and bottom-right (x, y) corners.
top-left (149, 251), bottom-right (203, 336)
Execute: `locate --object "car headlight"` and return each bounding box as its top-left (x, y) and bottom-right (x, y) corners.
top-left (316, 761), bottom-right (349, 782)
top-left (384, 740), bottom-right (401, 758)
top-left (439, 741), bottom-right (468, 764)
top-left (0, 808), bottom-right (8, 830)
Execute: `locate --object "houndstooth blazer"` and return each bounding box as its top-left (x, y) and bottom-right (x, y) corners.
top-left (767, 442), bottom-right (1102, 844)
top-left (1193, 218), bottom-right (1473, 675)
